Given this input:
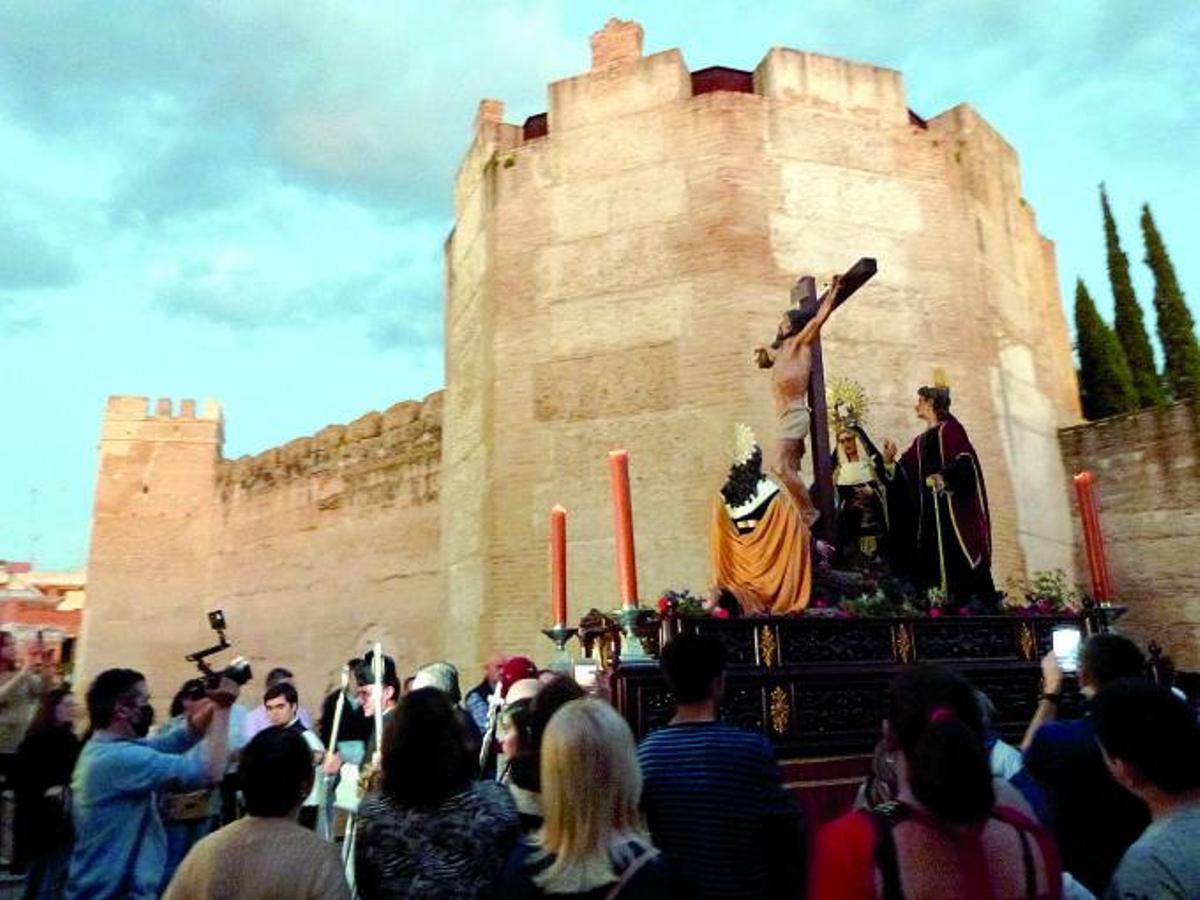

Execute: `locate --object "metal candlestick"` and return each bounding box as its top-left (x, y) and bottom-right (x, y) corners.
top-left (616, 606), bottom-right (653, 664)
top-left (541, 624), bottom-right (578, 675)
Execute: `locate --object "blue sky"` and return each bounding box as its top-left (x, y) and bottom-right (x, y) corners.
top-left (2, 1), bottom-right (1197, 570)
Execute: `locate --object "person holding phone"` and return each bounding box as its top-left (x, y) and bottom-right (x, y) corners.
top-left (1021, 634), bottom-right (1150, 896)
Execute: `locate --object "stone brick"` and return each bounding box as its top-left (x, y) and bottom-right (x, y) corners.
top-left (443, 22), bottom-right (1081, 672)
top-left (1060, 400), bottom-right (1200, 667)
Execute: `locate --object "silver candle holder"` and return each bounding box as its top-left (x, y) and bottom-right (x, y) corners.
top-left (541, 623), bottom-right (579, 675)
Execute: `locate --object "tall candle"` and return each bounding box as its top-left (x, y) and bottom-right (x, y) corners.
top-left (1073, 471), bottom-right (1112, 602)
top-left (371, 641), bottom-right (384, 760)
top-left (608, 449), bottom-right (639, 608)
top-left (550, 506), bottom-right (568, 626)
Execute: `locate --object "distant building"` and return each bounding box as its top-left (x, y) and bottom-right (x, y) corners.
top-left (0, 561), bottom-right (85, 674)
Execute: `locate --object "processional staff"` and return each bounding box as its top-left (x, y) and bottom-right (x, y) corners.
top-left (319, 664), bottom-right (350, 841)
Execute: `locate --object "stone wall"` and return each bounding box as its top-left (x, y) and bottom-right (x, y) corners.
top-left (81, 393), bottom-right (443, 716)
top-left (442, 20), bottom-right (1081, 667)
top-left (1060, 400), bottom-right (1200, 668)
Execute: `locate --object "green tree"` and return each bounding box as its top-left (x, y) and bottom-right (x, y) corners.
top-left (1142, 204), bottom-right (1200, 399)
top-left (1075, 278), bottom-right (1138, 419)
top-left (1102, 185), bottom-right (1164, 406)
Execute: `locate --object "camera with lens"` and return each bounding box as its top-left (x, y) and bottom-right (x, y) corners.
top-left (185, 609), bottom-right (253, 688)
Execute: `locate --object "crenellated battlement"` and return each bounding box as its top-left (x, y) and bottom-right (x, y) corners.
top-left (468, 19), bottom-right (912, 159)
top-left (217, 390), bottom-right (443, 505)
top-left (104, 394), bottom-right (222, 422)
top-left (99, 395), bottom-right (224, 447)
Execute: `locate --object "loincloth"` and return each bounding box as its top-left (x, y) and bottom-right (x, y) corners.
top-left (777, 404), bottom-right (811, 441)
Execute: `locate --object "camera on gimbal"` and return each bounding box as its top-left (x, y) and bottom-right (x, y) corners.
top-left (185, 609), bottom-right (253, 688)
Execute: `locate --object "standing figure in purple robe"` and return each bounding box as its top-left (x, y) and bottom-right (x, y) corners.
top-left (882, 381), bottom-right (997, 607)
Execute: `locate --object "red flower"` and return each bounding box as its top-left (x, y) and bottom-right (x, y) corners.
top-left (929, 608), bottom-right (943, 618)
top-left (713, 607), bottom-right (730, 619)
top-left (657, 596), bottom-right (671, 613)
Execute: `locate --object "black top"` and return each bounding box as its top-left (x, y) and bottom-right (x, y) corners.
top-left (1024, 715), bottom-right (1149, 895)
top-left (318, 688), bottom-right (372, 747)
top-left (501, 839), bottom-right (687, 900)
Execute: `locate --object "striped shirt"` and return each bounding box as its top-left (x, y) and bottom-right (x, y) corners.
top-left (637, 721), bottom-right (802, 900)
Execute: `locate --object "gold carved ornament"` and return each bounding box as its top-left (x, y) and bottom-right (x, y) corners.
top-left (1017, 622), bottom-right (1037, 661)
top-left (758, 625), bottom-right (779, 669)
top-left (769, 686), bottom-right (790, 734)
top-left (892, 623), bottom-right (915, 664)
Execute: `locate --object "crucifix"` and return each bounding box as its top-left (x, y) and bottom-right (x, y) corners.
top-left (756, 257), bottom-right (877, 544)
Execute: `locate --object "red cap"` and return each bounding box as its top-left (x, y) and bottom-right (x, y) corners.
top-left (498, 656), bottom-right (539, 697)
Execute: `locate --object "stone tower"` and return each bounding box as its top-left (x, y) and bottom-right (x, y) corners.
top-left (441, 20), bottom-right (1080, 665)
top-left (78, 396), bottom-right (223, 683)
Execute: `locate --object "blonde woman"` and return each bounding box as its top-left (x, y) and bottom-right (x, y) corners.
top-left (501, 698), bottom-right (683, 900)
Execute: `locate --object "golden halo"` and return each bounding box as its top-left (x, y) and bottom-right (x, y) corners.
top-left (827, 377), bottom-right (870, 434)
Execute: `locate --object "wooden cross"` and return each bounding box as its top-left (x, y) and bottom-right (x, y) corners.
top-left (790, 257), bottom-right (877, 544)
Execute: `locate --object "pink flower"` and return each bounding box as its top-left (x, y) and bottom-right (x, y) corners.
top-left (812, 598), bottom-right (828, 609)
top-left (713, 607), bottom-right (730, 619)
top-left (929, 608), bottom-right (943, 618)
top-left (834, 610), bottom-right (853, 619)
top-left (957, 606), bottom-right (973, 616)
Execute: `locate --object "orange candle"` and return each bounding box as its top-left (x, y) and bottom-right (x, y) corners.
top-left (550, 505), bottom-right (567, 626)
top-left (1073, 471), bottom-right (1112, 603)
top-left (608, 449), bottom-right (639, 608)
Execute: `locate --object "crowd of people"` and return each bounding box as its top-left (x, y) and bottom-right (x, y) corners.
top-left (2, 627), bottom-right (1199, 899)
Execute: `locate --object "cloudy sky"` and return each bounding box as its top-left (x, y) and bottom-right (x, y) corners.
top-left (2, 1), bottom-right (1197, 570)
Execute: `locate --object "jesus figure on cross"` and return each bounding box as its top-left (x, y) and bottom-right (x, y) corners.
top-left (753, 273), bottom-right (844, 527)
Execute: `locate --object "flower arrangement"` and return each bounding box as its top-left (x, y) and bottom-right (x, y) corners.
top-left (802, 571), bottom-right (1089, 619)
top-left (1001, 570), bottom-right (1086, 616)
top-left (655, 588), bottom-right (730, 619)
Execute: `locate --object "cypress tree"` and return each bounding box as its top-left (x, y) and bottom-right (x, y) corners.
top-left (1075, 278), bottom-right (1138, 419)
top-left (1142, 203), bottom-right (1200, 399)
top-left (1101, 185), bottom-right (1164, 406)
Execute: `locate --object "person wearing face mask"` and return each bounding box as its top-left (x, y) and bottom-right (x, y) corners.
top-left (64, 668), bottom-right (240, 900)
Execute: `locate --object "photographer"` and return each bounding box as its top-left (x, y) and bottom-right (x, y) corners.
top-left (64, 668), bottom-right (240, 899)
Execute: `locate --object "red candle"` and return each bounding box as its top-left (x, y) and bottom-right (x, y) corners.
top-left (1073, 471), bottom-right (1112, 603)
top-left (550, 505), bottom-right (567, 626)
top-left (609, 450), bottom-right (639, 608)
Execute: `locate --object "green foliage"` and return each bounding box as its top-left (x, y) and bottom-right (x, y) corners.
top-left (1075, 278), bottom-right (1138, 419)
top-left (1002, 570), bottom-right (1086, 613)
top-left (1102, 185), bottom-right (1164, 406)
top-left (1142, 204), bottom-right (1200, 399)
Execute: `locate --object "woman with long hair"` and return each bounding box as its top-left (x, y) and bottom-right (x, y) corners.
top-left (16, 687), bottom-right (80, 899)
top-left (355, 687), bottom-right (519, 899)
top-left (502, 698), bottom-right (681, 899)
top-left (811, 665), bottom-right (1061, 899)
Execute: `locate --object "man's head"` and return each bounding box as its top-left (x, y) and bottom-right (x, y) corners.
top-left (240, 726), bottom-right (314, 818)
top-left (483, 653), bottom-right (506, 687)
top-left (660, 633), bottom-right (726, 706)
top-left (86, 668), bottom-right (153, 737)
top-left (498, 656), bottom-right (540, 700)
top-left (354, 655), bottom-right (400, 717)
top-left (775, 306), bottom-right (815, 344)
top-left (264, 667), bottom-right (294, 691)
top-left (1079, 633), bottom-right (1145, 697)
top-left (1092, 678), bottom-right (1200, 801)
top-left (264, 681), bottom-right (300, 727)
top-left (170, 678), bottom-right (208, 719)
top-left (916, 386), bottom-right (951, 424)
top-left (411, 661), bottom-right (462, 704)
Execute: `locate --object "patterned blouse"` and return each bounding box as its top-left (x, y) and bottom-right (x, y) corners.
top-left (355, 781), bottom-right (519, 899)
